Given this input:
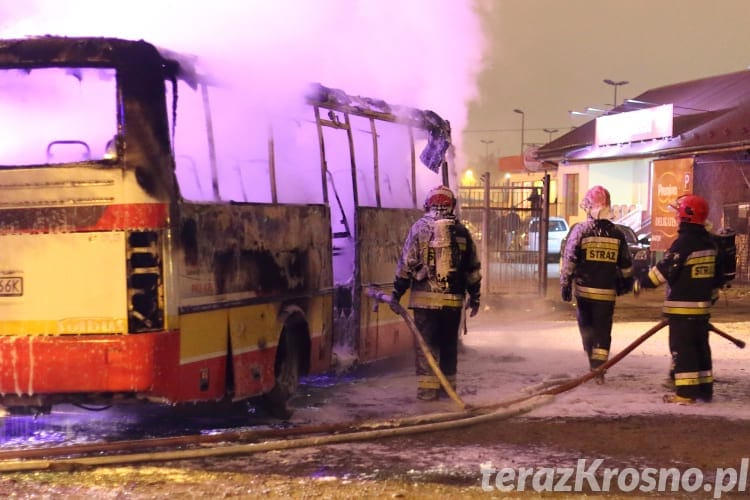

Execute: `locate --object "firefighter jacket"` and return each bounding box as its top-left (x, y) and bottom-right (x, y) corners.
top-left (642, 222), bottom-right (727, 318)
top-left (393, 211), bottom-right (481, 310)
top-left (560, 218), bottom-right (634, 302)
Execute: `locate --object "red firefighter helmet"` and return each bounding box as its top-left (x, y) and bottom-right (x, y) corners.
top-left (424, 185), bottom-right (456, 212)
top-left (670, 194), bottom-right (708, 224)
top-left (580, 185), bottom-right (611, 214)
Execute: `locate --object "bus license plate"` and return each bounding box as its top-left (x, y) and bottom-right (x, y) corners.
top-left (0, 277), bottom-right (23, 296)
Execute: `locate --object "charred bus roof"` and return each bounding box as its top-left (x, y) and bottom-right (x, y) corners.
top-left (307, 83), bottom-right (451, 173)
top-left (0, 36), bottom-right (196, 84)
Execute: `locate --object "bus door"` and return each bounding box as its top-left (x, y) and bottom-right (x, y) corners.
top-left (314, 107), bottom-right (360, 359)
top-left (351, 118), bottom-right (441, 362)
top-left (313, 98), bottom-right (448, 363)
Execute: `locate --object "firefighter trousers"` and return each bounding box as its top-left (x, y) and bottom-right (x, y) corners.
top-left (575, 297), bottom-right (615, 370)
top-left (668, 316), bottom-right (713, 401)
top-left (413, 308), bottom-right (461, 396)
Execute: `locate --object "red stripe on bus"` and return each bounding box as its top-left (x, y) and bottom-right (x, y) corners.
top-left (89, 203), bottom-right (169, 230)
top-left (0, 203), bottom-right (169, 234)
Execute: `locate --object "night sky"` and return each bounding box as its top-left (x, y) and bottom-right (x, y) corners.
top-left (467, 0), bottom-right (750, 170)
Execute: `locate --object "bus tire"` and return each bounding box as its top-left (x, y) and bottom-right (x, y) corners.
top-left (264, 329), bottom-right (301, 419)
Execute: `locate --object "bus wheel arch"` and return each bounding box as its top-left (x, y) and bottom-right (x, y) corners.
top-left (265, 305), bottom-right (311, 418)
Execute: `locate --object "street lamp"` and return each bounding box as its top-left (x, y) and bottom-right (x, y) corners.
top-left (480, 139), bottom-right (494, 158)
top-left (513, 109), bottom-right (525, 155)
top-left (603, 79), bottom-right (629, 108)
top-left (542, 128), bottom-right (558, 142)
top-left (480, 139), bottom-right (494, 170)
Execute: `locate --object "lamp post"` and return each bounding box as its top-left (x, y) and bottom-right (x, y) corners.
top-left (480, 139), bottom-right (494, 158)
top-left (513, 109), bottom-right (525, 155)
top-left (603, 79), bottom-right (629, 108)
top-left (480, 139), bottom-right (494, 170)
top-left (542, 128), bottom-right (558, 142)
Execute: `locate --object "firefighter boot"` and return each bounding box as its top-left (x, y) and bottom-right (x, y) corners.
top-left (590, 362), bottom-right (606, 385)
top-left (662, 394), bottom-right (696, 404)
top-left (590, 348), bottom-right (608, 384)
top-left (417, 388), bottom-right (438, 401)
top-left (437, 375), bottom-right (457, 399)
top-left (417, 374), bottom-right (440, 401)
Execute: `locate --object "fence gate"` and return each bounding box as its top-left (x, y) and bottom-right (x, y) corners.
top-left (458, 174), bottom-right (551, 297)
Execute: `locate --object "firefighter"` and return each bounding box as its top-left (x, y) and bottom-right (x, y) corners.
top-left (638, 194), bottom-right (732, 404)
top-left (391, 185), bottom-right (482, 401)
top-left (560, 185), bottom-right (634, 383)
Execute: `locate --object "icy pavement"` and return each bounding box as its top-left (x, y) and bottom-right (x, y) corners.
top-left (463, 317), bottom-right (750, 420)
top-left (292, 304), bottom-right (750, 425)
top-left (282, 304), bottom-right (750, 484)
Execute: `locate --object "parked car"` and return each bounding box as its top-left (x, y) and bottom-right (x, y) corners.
top-left (521, 216), bottom-right (570, 261)
top-left (559, 222), bottom-right (652, 279)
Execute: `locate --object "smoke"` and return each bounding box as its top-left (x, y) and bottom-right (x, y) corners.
top-left (0, 0), bottom-right (486, 167)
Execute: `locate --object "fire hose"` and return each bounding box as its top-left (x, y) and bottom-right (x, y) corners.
top-left (633, 280), bottom-right (745, 348)
top-left (367, 287), bottom-right (677, 408)
top-left (0, 396), bottom-right (552, 472)
top-left (710, 322), bottom-right (746, 349)
top-left (1, 294), bottom-right (743, 472)
top-left (370, 280), bottom-right (744, 410)
top-left (366, 288), bottom-right (468, 409)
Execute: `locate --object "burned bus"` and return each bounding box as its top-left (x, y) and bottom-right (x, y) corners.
top-left (0, 36), bottom-right (452, 416)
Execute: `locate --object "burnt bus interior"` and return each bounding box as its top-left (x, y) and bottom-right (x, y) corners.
top-left (0, 37), bottom-right (452, 363)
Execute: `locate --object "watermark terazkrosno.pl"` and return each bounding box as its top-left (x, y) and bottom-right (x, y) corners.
top-left (480, 458), bottom-right (749, 498)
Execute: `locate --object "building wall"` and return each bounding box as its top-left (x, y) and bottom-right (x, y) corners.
top-left (557, 163), bottom-right (589, 225)
top-left (695, 157), bottom-right (750, 281)
top-left (589, 160), bottom-right (647, 207)
top-left (557, 159), bottom-right (650, 229)
top-left (695, 159), bottom-right (750, 229)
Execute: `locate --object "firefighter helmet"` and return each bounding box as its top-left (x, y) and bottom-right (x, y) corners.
top-left (580, 185), bottom-right (611, 217)
top-left (670, 194), bottom-right (708, 224)
top-left (424, 185), bottom-right (456, 212)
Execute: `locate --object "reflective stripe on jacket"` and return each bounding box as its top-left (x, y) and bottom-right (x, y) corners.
top-left (560, 218), bottom-right (633, 303)
top-left (409, 290), bottom-right (464, 309)
top-left (645, 223), bottom-right (720, 318)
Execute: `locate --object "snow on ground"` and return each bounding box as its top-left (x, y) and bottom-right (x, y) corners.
top-left (463, 317), bottom-right (750, 420)
top-left (293, 312), bottom-right (750, 425)
top-left (285, 310), bottom-right (750, 477)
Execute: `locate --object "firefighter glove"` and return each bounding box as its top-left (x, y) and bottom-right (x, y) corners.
top-left (389, 291), bottom-right (403, 313)
top-left (390, 277), bottom-right (409, 313)
top-left (615, 274), bottom-right (634, 296)
top-left (467, 295), bottom-right (480, 317)
top-left (561, 283), bottom-right (572, 302)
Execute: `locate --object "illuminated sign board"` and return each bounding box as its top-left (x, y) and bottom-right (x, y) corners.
top-left (595, 104), bottom-right (673, 146)
top-left (650, 157), bottom-right (693, 252)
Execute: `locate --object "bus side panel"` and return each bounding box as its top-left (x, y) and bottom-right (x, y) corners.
top-left (356, 207), bottom-right (422, 362)
top-left (305, 293), bottom-right (333, 373)
top-left (229, 303), bottom-right (279, 398)
top-left (171, 309), bottom-right (228, 402)
top-left (224, 205), bottom-right (334, 398)
top-left (173, 203), bottom-right (334, 400)
top-left (174, 203), bottom-right (333, 301)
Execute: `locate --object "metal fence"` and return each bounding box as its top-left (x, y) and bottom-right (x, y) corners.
top-left (458, 175), bottom-right (551, 297)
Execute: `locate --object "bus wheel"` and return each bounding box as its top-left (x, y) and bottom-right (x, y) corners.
top-left (264, 330), bottom-right (301, 419)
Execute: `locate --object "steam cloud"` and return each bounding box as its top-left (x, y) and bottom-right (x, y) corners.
top-left (0, 0), bottom-right (486, 167)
